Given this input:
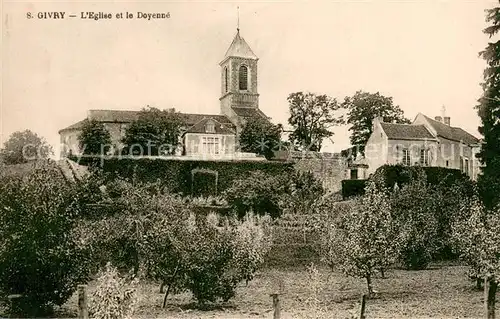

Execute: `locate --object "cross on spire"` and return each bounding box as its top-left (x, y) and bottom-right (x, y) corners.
top-left (237, 6), bottom-right (240, 33)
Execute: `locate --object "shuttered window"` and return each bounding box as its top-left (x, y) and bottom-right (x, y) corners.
top-left (239, 65), bottom-right (248, 90)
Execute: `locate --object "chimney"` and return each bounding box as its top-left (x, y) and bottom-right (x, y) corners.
top-left (87, 110), bottom-right (96, 121)
top-left (443, 116), bottom-right (450, 126)
top-left (434, 116), bottom-right (442, 123)
top-left (372, 116), bottom-right (383, 131)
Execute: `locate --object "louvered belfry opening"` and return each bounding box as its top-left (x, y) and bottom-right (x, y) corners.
top-left (224, 67), bottom-right (229, 92)
top-left (239, 65), bottom-right (248, 90)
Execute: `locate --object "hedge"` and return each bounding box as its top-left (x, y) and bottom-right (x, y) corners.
top-left (70, 156), bottom-right (294, 196)
top-left (371, 164), bottom-right (474, 193)
top-left (341, 179), bottom-right (368, 199)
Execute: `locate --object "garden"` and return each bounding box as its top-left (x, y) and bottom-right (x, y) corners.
top-left (0, 160), bottom-right (499, 319)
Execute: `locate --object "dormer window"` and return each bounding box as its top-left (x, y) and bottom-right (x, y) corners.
top-left (205, 122), bottom-right (215, 133)
top-left (239, 65), bottom-right (248, 90)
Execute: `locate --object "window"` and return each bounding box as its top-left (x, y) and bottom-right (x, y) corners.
top-left (350, 169), bottom-right (358, 180)
top-left (464, 158), bottom-right (469, 176)
top-left (224, 67), bottom-right (228, 92)
top-left (460, 156), bottom-right (464, 172)
top-left (205, 122), bottom-right (215, 133)
top-left (420, 148), bottom-right (429, 166)
top-left (201, 136), bottom-right (220, 155)
top-left (446, 160), bottom-right (449, 167)
top-left (402, 149), bottom-right (411, 166)
top-left (239, 65), bottom-right (248, 90)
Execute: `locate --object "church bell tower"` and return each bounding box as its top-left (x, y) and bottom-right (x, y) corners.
top-left (219, 28), bottom-right (259, 121)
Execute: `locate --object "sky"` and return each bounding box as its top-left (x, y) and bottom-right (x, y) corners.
top-left (1, 0), bottom-right (497, 156)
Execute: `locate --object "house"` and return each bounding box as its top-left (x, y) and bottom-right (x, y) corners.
top-left (355, 113), bottom-right (481, 180)
top-left (59, 28), bottom-right (269, 159)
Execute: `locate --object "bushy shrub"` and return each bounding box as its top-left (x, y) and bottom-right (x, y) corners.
top-left (182, 212), bottom-right (271, 304)
top-left (90, 263), bottom-right (140, 319)
top-left (371, 164), bottom-right (472, 192)
top-left (0, 164), bottom-right (92, 316)
top-left (225, 170), bottom-right (290, 219)
top-left (341, 179), bottom-right (367, 199)
top-left (283, 171), bottom-right (325, 215)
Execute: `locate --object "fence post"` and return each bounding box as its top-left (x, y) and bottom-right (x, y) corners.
top-left (78, 284), bottom-right (89, 319)
top-left (270, 293), bottom-right (281, 319)
top-left (485, 277), bottom-right (497, 319)
top-left (359, 294), bottom-right (367, 319)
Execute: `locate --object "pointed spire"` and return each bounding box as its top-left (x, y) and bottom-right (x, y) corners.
top-left (221, 30), bottom-right (258, 62)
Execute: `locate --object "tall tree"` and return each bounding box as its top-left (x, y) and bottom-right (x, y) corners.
top-left (287, 92), bottom-right (343, 152)
top-left (239, 117), bottom-right (282, 159)
top-left (78, 119), bottom-right (112, 155)
top-left (0, 130), bottom-right (53, 164)
top-left (122, 107), bottom-right (183, 156)
top-left (342, 91), bottom-right (410, 152)
top-left (476, 5), bottom-right (500, 210)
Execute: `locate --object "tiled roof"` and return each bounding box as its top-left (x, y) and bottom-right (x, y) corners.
top-left (58, 119), bottom-right (87, 133)
top-left (380, 123), bottom-right (435, 140)
top-left (88, 110), bottom-right (138, 122)
top-left (184, 117), bottom-right (235, 135)
top-left (222, 31), bottom-right (258, 61)
top-left (423, 115), bottom-right (480, 145)
top-left (232, 107), bottom-right (268, 120)
top-left (179, 113), bottom-right (233, 126)
top-left (59, 110), bottom-right (234, 133)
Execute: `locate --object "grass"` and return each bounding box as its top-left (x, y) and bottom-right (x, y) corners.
top-left (58, 263), bottom-right (487, 319)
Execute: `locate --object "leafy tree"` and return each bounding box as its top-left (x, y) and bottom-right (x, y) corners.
top-left (122, 107), bottom-right (183, 156)
top-left (476, 5), bottom-right (500, 210)
top-left (389, 170), bottom-right (439, 270)
top-left (321, 182), bottom-right (399, 295)
top-left (0, 163), bottom-right (91, 316)
top-left (342, 91), bottom-right (410, 152)
top-left (287, 92), bottom-right (343, 152)
top-left (78, 119), bottom-right (113, 155)
top-left (0, 130), bottom-right (53, 164)
top-left (239, 117), bottom-right (283, 159)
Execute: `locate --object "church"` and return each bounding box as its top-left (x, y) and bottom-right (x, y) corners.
top-left (59, 28), bottom-right (270, 158)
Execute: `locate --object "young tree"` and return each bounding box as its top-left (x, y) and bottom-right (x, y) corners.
top-left (239, 117), bottom-right (282, 159)
top-left (287, 92), bottom-right (343, 152)
top-left (452, 196), bottom-right (500, 317)
top-left (0, 130), bottom-right (53, 164)
top-left (78, 119), bottom-right (113, 155)
top-left (0, 164), bottom-right (92, 316)
top-left (476, 5), bottom-right (500, 210)
top-left (342, 91), bottom-right (410, 152)
top-left (122, 107), bottom-right (183, 156)
top-left (321, 182), bottom-right (399, 295)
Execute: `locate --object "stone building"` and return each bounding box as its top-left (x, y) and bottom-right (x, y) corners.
top-left (59, 28), bottom-right (269, 158)
top-left (359, 113), bottom-right (481, 180)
